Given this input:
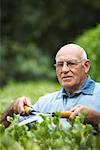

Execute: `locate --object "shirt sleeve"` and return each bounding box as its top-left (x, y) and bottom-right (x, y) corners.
top-left (31, 99), bottom-right (40, 112)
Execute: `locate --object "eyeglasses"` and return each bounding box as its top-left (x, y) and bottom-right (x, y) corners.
top-left (54, 60), bottom-right (84, 69)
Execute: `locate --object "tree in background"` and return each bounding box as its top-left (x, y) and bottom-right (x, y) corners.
top-left (75, 25), bottom-right (100, 82)
top-left (1, 0), bottom-right (100, 55)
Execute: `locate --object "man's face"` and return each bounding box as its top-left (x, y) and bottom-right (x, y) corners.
top-left (55, 48), bottom-right (90, 93)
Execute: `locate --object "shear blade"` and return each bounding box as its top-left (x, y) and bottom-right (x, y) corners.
top-left (18, 115), bottom-right (43, 126)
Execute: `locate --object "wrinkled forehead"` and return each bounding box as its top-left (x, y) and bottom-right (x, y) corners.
top-left (56, 48), bottom-right (82, 62)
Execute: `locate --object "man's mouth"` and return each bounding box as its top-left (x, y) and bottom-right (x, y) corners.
top-left (62, 75), bottom-right (72, 78)
top-left (62, 76), bottom-right (72, 80)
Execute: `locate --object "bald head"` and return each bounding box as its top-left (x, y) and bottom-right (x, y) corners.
top-left (55, 43), bottom-right (87, 61)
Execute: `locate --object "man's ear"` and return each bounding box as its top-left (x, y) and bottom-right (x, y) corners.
top-left (84, 60), bottom-right (91, 74)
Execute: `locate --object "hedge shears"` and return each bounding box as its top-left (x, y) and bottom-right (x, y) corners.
top-left (18, 106), bottom-right (72, 126)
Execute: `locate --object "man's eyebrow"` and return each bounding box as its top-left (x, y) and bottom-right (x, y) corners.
top-left (56, 61), bottom-right (64, 63)
top-left (56, 61), bottom-right (63, 62)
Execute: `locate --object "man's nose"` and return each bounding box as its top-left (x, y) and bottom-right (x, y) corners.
top-left (62, 62), bottom-right (70, 72)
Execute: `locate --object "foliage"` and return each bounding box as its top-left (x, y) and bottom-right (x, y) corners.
top-left (75, 24), bottom-right (100, 82)
top-left (0, 113), bottom-right (100, 150)
top-left (0, 41), bottom-right (55, 86)
top-left (1, 0), bottom-right (100, 55)
top-left (84, 0), bottom-right (100, 8)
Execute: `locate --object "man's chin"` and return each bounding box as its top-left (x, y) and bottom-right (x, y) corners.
top-left (61, 82), bottom-right (73, 89)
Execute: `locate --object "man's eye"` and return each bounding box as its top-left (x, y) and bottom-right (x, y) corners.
top-left (68, 62), bottom-right (75, 66)
top-left (58, 63), bottom-right (63, 67)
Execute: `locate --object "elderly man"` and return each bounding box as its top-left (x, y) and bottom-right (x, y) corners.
top-left (0, 43), bottom-right (100, 130)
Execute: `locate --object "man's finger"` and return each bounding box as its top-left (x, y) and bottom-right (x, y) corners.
top-left (70, 104), bottom-right (82, 112)
top-left (69, 105), bottom-right (84, 120)
top-left (24, 97), bottom-right (32, 107)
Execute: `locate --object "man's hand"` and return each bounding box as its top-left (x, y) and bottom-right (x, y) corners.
top-left (69, 104), bottom-right (100, 130)
top-left (12, 96), bottom-right (32, 114)
top-left (0, 96), bottom-right (32, 127)
top-left (69, 104), bottom-right (86, 120)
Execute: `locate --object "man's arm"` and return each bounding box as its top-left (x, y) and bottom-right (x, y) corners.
top-left (0, 105), bottom-right (14, 128)
top-left (0, 96), bottom-right (32, 128)
top-left (84, 109), bottom-right (100, 130)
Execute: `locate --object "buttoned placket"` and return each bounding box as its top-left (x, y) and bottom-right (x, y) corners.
top-left (63, 94), bottom-right (83, 111)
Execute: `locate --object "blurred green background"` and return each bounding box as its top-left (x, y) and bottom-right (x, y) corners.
top-left (0, 0), bottom-right (100, 87)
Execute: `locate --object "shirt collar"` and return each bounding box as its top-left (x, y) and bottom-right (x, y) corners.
top-left (61, 76), bottom-right (95, 98)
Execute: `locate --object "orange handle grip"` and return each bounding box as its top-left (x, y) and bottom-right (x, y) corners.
top-left (60, 111), bottom-right (72, 118)
top-left (24, 105), bottom-right (72, 118)
top-left (24, 105), bottom-right (30, 114)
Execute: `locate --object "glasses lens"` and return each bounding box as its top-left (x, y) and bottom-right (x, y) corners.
top-left (54, 60), bottom-right (82, 69)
